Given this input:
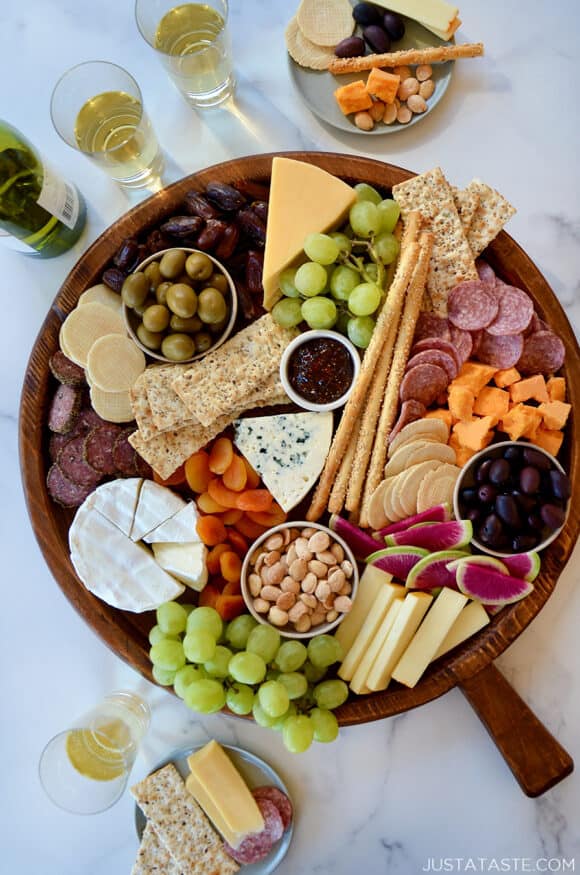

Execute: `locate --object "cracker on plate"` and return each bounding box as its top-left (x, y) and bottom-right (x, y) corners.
top-left (296, 0), bottom-right (354, 47)
top-left (465, 178), bottom-right (517, 257)
top-left (285, 16), bottom-right (335, 70)
top-left (451, 185), bottom-right (480, 235)
top-left (142, 364), bottom-right (192, 432)
top-left (131, 821), bottom-right (180, 875)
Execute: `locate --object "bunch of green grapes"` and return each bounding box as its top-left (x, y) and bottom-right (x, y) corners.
top-left (149, 603), bottom-right (349, 753)
top-left (271, 183), bottom-right (400, 348)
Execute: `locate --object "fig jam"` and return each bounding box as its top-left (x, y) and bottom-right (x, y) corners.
top-left (288, 338), bottom-right (354, 404)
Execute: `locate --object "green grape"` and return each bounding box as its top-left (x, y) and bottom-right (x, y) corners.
top-left (279, 267), bottom-right (300, 298)
top-left (271, 702), bottom-right (297, 731)
top-left (148, 625), bottom-right (179, 646)
top-left (181, 604), bottom-right (196, 616)
top-left (258, 680), bottom-right (290, 718)
top-left (374, 232), bottom-right (400, 265)
top-left (149, 639), bottom-right (186, 671)
top-left (226, 683), bottom-right (255, 715)
top-left (184, 679), bottom-right (226, 714)
top-left (303, 232), bottom-right (340, 265)
top-left (330, 231), bottom-right (352, 255)
top-left (229, 651), bottom-right (267, 685)
top-left (301, 296), bottom-right (337, 330)
top-left (348, 282), bottom-right (381, 317)
top-left (156, 601), bottom-right (188, 635)
top-left (303, 660), bottom-right (327, 684)
top-left (377, 198), bottom-right (400, 233)
top-left (174, 664), bottom-right (206, 699)
top-left (362, 261), bottom-right (379, 283)
top-left (310, 707), bottom-right (339, 742)
top-left (313, 679), bottom-right (349, 710)
top-left (246, 625), bottom-right (281, 663)
top-left (354, 182), bottom-right (382, 205)
top-left (307, 635), bottom-right (343, 669)
top-left (330, 265), bottom-right (360, 301)
top-left (183, 629), bottom-right (216, 664)
top-left (272, 297), bottom-right (303, 328)
top-left (152, 665), bottom-right (177, 686)
top-left (347, 315), bottom-right (375, 349)
top-left (349, 201), bottom-right (381, 237)
top-left (282, 714), bottom-right (314, 753)
top-left (186, 606), bottom-right (223, 640)
top-left (274, 640), bottom-right (308, 673)
top-left (294, 262), bottom-right (327, 297)
top-left (204, 645), bottom-right (233, 679)
top-left (252, 700), bottom-right (278, 728)
top-left (225, 614), bottom-right (258, 650)
top-left (276, 671), bottom-right (308, 700)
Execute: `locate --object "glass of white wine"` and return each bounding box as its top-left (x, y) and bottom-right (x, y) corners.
top-left (50, 61), bottom-right (164, 191)
top-left (135, 0), bottom-right (235, 108)
top-left (38, 691), bottom-right (150, 815)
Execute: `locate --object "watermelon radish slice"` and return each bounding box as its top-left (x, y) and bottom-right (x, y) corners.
top-left (375, 503), bottom-right (451, 537)
top-left (456, 563), bottom-right (533, 605)
top-left (500, 552), bottom-right (541, 582)
top-left (366, 546), bottom-right (428, 580)
top-left (329, 514), bottom-right (380, 559)
top-left (406, 550), bottom-right (470, 591)
top-left (385, 520), bottom-right (473, 552)
top-left (446, 554), bottom-right (509, 575)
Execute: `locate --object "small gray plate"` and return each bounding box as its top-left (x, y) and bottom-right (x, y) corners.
top-left (288, 15), bottom-right (454, 135)
top-left (134, 743), bottom-right (293, 875)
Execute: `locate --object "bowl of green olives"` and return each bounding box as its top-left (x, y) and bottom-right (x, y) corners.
top-left (121, 247), bottom-right (238, 363)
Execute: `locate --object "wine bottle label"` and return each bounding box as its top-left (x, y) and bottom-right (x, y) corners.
top-left (37, 164), bottom-right (80, 230)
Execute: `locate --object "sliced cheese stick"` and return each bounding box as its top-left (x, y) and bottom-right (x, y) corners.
top-left (349, 597), bottom-right (404, 695)
top-left (338, 583), bottom-right (405, 682)
top-left (366, 591), bottom-right (433, 692)
top-left (335, 565), bottom-right (392, 654)
top-left (431, 600), bottom-right (490, 661)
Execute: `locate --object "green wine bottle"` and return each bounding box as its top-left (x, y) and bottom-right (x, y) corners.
top-left (0, 120), bottom-right (86, 258)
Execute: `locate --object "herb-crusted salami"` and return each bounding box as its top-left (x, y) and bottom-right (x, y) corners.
top-left (84, 426), bottom-right (122, 475)
top-left (447, 281), bottom-right (499, 330)
top-left (224, 797), bottom-right (283, 864)
top-left (517, 330), bottom-right (565, 376)
top-left (399, 363), bottom-right (449, 407)
top-left (47, 464), bottom-right (95, 508)
top-left (57, 435), bottom-right (101, 487)
top-left (486, 284), bottom-right (534, 335)
top-left (476, 331), bottom-right (524, 369)
top-left (113, 428), bottom-right (138, 474)
top-left (48, 384), bottom-right (82, 434)
top-left (49, 350), bottom-right (86, 386)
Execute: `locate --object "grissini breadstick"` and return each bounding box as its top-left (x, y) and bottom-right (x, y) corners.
top-left (328, 415), bottom-right (361, 514)
top-left (328, 42), bottom-right (484, 75)
top-left (359, 231), bottom-right (434, 526)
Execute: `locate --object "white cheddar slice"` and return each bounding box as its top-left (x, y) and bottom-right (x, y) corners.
top-left (338, 583), bottom-right (405, 682)
top-left (130, 480), bottom-right (186, 542)
top-left (234, 412), bottom-right (333, 512)
top-left (431, 600), bottom-right (490, 661)
top-left (392, 588), bottom-right (468, 688)
top-left (349, 598), bottom-right (404, 695)
top-left (370, 0), bottom-right (458, 33)
top-left (91, 477), bottom-right (143, 537)
top-left (152, 542), bottom-right (208, 591)
top-left (144, 502), bottom-right (200, 544)
top-left (335, 565), bottom-right (392, 654)
top-left (366, 592), bottom-right (433, 692)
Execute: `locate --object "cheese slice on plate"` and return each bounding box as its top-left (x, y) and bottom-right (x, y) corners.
top-left (370, 0), bottom-right (458, 34)
top-left (365, 591), bottom-right (433, 692)
top-left (152, 542), bottom-right (208, 591)
top-left (338, 583), bottom-right (406, 682)
top-left (90, 477), bottom-right (143, 537)
top-left (262, 157), bottom-right (357, 309)
top-left (234, 411), bottom-right (333, 512)
top-left (335, 565), bottom-right (392, 654)
top-left (144, 501), bottom-right (200, 544)
top-left (130, 480), bottom-right (186, 542)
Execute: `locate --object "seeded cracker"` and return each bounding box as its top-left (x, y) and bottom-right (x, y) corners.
top-left (451, 185), bottom-right (480, 235)
top-left (465, 178), bottom-right (517, 257)
top-left (141, 364), bottom-right (191, 431)
top-left (285, 17), bottom-right (335, 70)
top-left (131, 821), bottom-right (179, 875)
top-left (296, 0), bottom-right (354, 47)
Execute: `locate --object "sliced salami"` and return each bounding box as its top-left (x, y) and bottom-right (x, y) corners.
top-left (112, 428), bottom-right (137, 474)
top-left (224, 798), bottom-right (283, 864)
top-left (48, 384), bottom-right (82, 434)
top-left (447, 281), bottom-right (499, 331)
top-left (476, 259), bottom-right (496, 287)
top-left (485, 285), bottom-right (534, 335)
top-left (47, 464), bottom-right (95, 508)
top-left (476, 332), bottom-right (524, 369)
top-left (49, 350), bottom-right (86, 386)
top-left (399, 363), bottom-right (449, 407)
top-left (78, 406), bottom-right (109, 432)
top-left (388, 400), bottom-right (427, 445)
top-left (57, 435), bottom-right (102, 487)
top-left (49, 431), bottom-right (74, 463)
top-left (448, 325), bottom-right (473, 365)
top-left (470, 330), bottom-right (484, 356)
top-left (252, 786), bottom-right (293, 831)
top-left (406, 348), bottom-right (458, 381)
top-left (411, 337), bottom-right (461, 369)
top-left (517, 330), bottom-right (565, 376)
top-left (413, 311), bottom-right (450, 343)
top-left (84, 426), bottom-right (122, 475)
top-left (524, 312), bottom-right (550, 336)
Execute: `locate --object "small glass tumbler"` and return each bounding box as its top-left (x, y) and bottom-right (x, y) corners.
top-left (38, 691), bottom-right (150, 815)
top-left (50, 61), bottom-right (164, 190)
top-left (135, 0), bottom-right (235, 108)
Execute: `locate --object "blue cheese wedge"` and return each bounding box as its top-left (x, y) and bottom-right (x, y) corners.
top-left (130, 480), bottom-right (186, 542)
top-left (144, 502), bottom-right (200, 545)
top-left (152, 542), bottom-right (208, 591)
top-left (233, 412), bottom-right (333, 512)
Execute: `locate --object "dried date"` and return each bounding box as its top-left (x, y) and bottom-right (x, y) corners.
top-left (251, 200), bottom-right (268, 224)
top-left (235, 179), bottom-right (270, 201)
top-left (245, 250), bottom-right (264, 295)
top-left (113, 237), bottom-right (140, 272)
top-left (214, 223), bottom-right (240, 260)
top-left (205, 181), bottom-right (246, 211)
top-left (160, 215), bottom-right (203, 238)
top-left (235, 279), bottom-right (262, 321)
top-left (102, 267), bottom-right (126, 293)
top-left (183, 190), bottom-right (221, 220)
top-left (196, 219), bottom-right (227, 251)
top-left (145, 229), bottom-right (173, 254)
top-left (236, 208), bottom-right (266, 247)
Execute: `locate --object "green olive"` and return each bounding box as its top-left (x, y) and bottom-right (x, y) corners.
top-left (134, 295), bottom-right (157, 317)
top-left (167, 283), bottom-right (198, 319)
top-left (122, 272), bottom-right (149, 308)
top-left (137, 323), bottom-right (164, 350)
top-left (159, 249), bottom-right (187, 279)
top-left (209, 315), bottom-right (228, 335)
top-left (156, 281), bottom-right (172, 305)
top-left (144, 261), bottom-right (162, 292)
top-left (143, 303), bottom-right (171, 333)
top-left (209, 272), bottom-right (228, 294)
top-left (185, 251), bottom-right (213, 281)
top-left (170, 314), bottom-right (202, 332)
top-left (197, 287), bottom-right (227, 324)
top-left (161, 333), bottom-right (196, 361)
top-left (194, 331), bottom-right (213, 353)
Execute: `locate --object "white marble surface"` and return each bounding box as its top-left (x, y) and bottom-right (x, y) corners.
top-left (1, 0), bottom-right (580, 872)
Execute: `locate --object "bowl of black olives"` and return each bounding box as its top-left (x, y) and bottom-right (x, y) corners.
top-left (453, 441), bottom-right (571, 556)
top-left (121, 247), bottom-right (238, 363)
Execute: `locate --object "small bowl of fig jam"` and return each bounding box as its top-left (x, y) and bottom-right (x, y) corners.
top-left (453, 440), bottom-right (571, 556)
top-left (280, 330), bottom-right (360, 412)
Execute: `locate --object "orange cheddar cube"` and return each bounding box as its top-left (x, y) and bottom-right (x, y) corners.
top-left (530, 426), bottom-right (564, 458)
top-left (500, 404), bottom-right (542, 440)
top-left (365, 68), bottom-right (400, 104)
top-left (494, 367), bottom-right (521, 388)
top-left (448, 385), bottom-right (475, 422)
top-left (448, 431), bottom-right (476, 467)
top-left (334, 80), bottom-right (373, 115)
top-left (451, 362), bottom-right (498, 396)
top-left (547, 376), bottom-right (566, 403)
top-left (452, 416), bottom-right (495, 453)
top-left (538, 400), bottom-right (571, 431)
top-left (473, 386), bottom-right (510, 419)
top-left (510, 374), bottom-right (549, 405)
top-left (424, 408), bottom-right (453, 429)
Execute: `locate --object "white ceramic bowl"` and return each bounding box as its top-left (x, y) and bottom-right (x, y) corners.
top-left (279, 329), bottom-right (360, 412)
top-left (240, 521), bottom-right (359, 640)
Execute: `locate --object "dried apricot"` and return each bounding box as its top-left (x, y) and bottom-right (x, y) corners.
top-left (209, 436), bottom-right (234, 475)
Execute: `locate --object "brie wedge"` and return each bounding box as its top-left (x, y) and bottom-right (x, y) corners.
top-left (152, 542), bottom-right (208, 591)
top-left (130, 480), bottom-right (186, 542)
top-left (144, 501), bottom-right (200, 545)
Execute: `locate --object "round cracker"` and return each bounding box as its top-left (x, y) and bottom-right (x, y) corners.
top-left (87, 334), bottom-right (146, 393)
top-left (296, 0), bottom-right (354, 47)
top-left (367, 478), bottom-right (392, 530)
top-left (383, 475), bottom-right (404, 523)
top-left (385, 439), bottom-right (451, 478)
top-left (416, 464), bottom-right (461, 514)
top-left (398, 460), bottom-right (445, 518)
top-left (78, 283), bottom-right (122, 313)
top-left (90, 385), bottom-right (134, 423)
top-left (285, 16), bottom-right (335, 70)
top-left (60, 302), bottom-right (125, 368)
top-left (388, 418), bottom-right (449, 458)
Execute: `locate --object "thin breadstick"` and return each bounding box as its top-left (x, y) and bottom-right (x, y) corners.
top-left (359, 231), bottom-right (434, 526)
top-left (400, 210), bottom-right (423, 250)
top-left (328, 416), bottom-right (361, 514)
top-left (306, 240), bottom-right (421, 522)
top-left (328, 42), bottom-right (484, 75)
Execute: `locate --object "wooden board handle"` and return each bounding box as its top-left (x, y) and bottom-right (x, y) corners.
top-left (460, 663), bottom-right (573, 797)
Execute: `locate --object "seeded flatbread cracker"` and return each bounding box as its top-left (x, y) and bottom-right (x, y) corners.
top-left (131, 763), bottom-right (239, 875)
top-left (142, 364), bottom-right (192, 432)
top-left (285, 16), bottom-right (335, 70)
top-left (452, 185), bottom-right (480, 235)
top-left (296, 0), bottom-right (354, 47)
top-left (132, 821), bottom-right (180, 875)
top-left (465, 179), bottom-right (517, 257)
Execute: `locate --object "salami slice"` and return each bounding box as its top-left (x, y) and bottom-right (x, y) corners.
top-left (57, 435), bottom-right (102, 487)
top-left (485, 285), bottom-right (534, 336)
top-left (49, 431), bottom-right (74, 463)
top-left (476, 259), bottom-right (497, 287)
top-left (84, 426), bottom-right (122, 475)
top-left (447, 281), bottom-right (499, 331)
top-left (47, 464), bottom-right (95, 508)
top-left (410, 337), bottom-right (461, 369)
top-left (476, 332), bottom-right (524, 369)
top-left (48, 384), bottom-right (82, 434)
top-left (113, 428), bottom-right (137, 475)
top-left (524, 312), bottom-right (551, 337)
top-left (388, 399), bottom-right (427, 445)
top-left (78, 406), bottom-right (109, 432)
top-left (224, 798), bottom-right (283, 864)
top-left (252, 787), bottom-right (293, 831)
top-left (49, 350), bottom-right (86, 386)
top-left (448, 325), bottom-right (473, 365)
top-left (413, 311), bottom-right (450, 343)
top-left (406, 348), bottom-right (458, 381)
top-left (517, 330), bottom-right (565, 376)
top-left (399, 363), bottom-right (449, 407)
